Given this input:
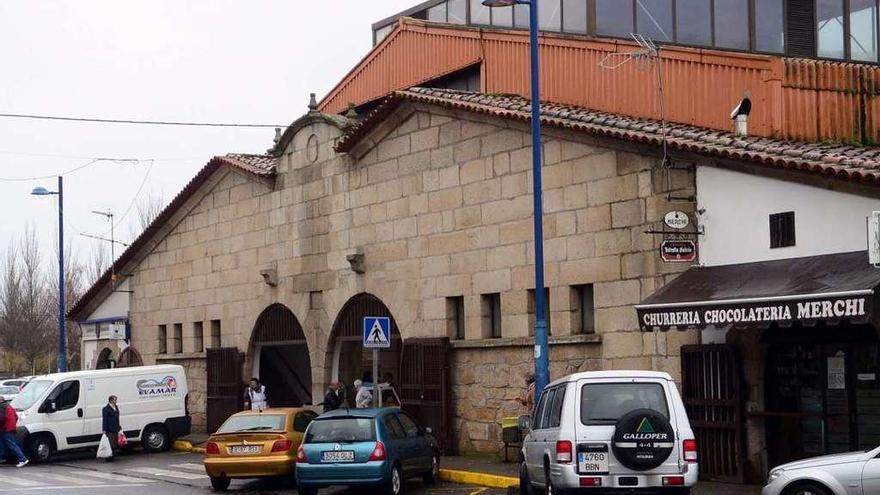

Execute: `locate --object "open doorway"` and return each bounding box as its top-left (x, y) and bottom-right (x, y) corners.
top-left (249, 304), bottom-right (312, 406)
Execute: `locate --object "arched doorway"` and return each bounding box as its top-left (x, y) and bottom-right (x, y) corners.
top-left (250, 304), bottom-right (312, 406)
top-left (117, 346), bottom-right (143, 367)
top-left (328, 293), bottom-right (402, 398)
top-left (96, 348), bottom-right (113, 369)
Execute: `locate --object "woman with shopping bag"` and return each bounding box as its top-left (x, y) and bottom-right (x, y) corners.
top-left (100, 395), bottom-right (121, 462)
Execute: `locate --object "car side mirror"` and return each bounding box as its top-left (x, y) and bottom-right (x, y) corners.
top-left (518, 415), bottom-right (531, 431)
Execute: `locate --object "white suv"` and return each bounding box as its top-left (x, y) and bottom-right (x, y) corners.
top-left (519, 371), bottom-right (698, 494)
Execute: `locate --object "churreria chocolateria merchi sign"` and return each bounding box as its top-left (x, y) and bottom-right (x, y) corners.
top-left (636, 295), bottom-right (871, 331)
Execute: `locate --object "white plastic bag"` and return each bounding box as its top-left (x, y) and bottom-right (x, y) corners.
top-left (97, 433), bottom-right (113, 459)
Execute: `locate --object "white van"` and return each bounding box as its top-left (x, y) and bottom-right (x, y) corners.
top-left (11, 365), bottom-right (190, 462)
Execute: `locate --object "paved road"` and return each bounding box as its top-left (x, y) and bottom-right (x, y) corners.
top-left (0, 450), bottom-right (508, 495)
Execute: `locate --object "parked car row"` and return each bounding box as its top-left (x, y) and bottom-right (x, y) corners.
top-left (203, 406), bottom-right (439, 495)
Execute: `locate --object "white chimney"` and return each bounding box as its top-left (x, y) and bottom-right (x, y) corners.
top-left (734, 114), bottom-right (748, 137)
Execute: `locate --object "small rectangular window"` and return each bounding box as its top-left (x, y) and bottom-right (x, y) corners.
top-left (636, 0), bottom-right (673, 42)
top-left (549, 386), bottom-right (566, 428)
top-left (448, 0), bottom-right (467, 24)
top-left (769, 211), bottom-right (796, 248)
top-left (210, 320), bottom-right (221, 348)
top-left (428, 1), bottom-right (447, 22)
top-left (562, 0), bottom-right (588, 34)
top-left (573, 284), bottom-right (595, 335)
top-left (596, 0), bottom-right (634, 38)
top-left (817, 0), bottom-right (846, 59)
top-left (482, 293), bottom-right (502, 338)
top-left (194, 321), bottom-right (204, 353)
top-left (528, 288), bottom-right (552, 336)
top-left (539, 0), bottom-right (562, 31)
top-left (158, 325), bottom-right (167, 354)
top-left (539, 387), bottom-right (557, 429)
top-left (173, 323), bottom-right (183, 354)
top-left (470, 0), bottom-right (491, 25)
top-left (676, 0), bottom-right (712, 45)
top-left (714, 0), bottom-right (750, 49)
top-left (447, 296), bottom-right (466, 340)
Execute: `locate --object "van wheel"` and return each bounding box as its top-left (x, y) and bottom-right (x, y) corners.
top-left (28, 435), bottom-right (54, 463)
top-left (783, 482), bottom-right (831, 495)
top-left (209, 476), bottom-right (230, 491)
top-left (142, 426), bottom-right (169, 452)
top-left (519, 460), bottom-right (534, 495)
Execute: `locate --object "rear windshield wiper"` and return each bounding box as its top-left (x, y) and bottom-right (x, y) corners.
top-left (238, 426), bottom-right (277, 431)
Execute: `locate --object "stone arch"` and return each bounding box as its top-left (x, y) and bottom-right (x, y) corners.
top-left (248, 303), bottom-right (312, 406)
top-left (327, 293), bottom-right (402, 397)
top-left (117, 346), bottom-right (143, 367)
top-left (96, 348), bottom-right (114, 369)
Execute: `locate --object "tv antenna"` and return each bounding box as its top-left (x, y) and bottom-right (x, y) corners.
top-left (87, 210), bottom-right (125, 283)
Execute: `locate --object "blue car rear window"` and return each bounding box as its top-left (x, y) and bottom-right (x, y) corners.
top-left (305, 418), bottom-right (376, 443)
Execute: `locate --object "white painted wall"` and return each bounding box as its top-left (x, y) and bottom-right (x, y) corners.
top-left (697, 167), bottom-right (880, 266)
top-left (85, 278), bottom-right (130, 320)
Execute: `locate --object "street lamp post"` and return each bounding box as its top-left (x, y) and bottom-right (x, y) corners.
top-left (483, 0), bottom-right (549, 401)
top-left (32, 176), bottom-right (67, 373)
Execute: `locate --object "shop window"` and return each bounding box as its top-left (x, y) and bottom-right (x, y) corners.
top-left (756, 0), bottom-right (786, 53)
top-left (676, 0), bottom-right (712, 45)
top-left (562, 0), bottom-right (588, 34)
top-left (470, 0), bottom-right (491, 25)
top-left (637, 0), bottom-right (673, 42)
top-left (173, 323), bottom-right (183, 354)
top-left (446, 296), bottom-right (466, 340)
top-left (596, 0), bottom-right (634, 38)
top-left (158, 325), bottom-right (167, 354)
top-left (572, 284), bottom-right (595, 335)
top-left (428, 2), bottom-right (447, 22)
top-left (194, 321), bottom-right (204, 353)
top-left (817, 0), bottom-right (846, 59)
top-left (769, 211), bottom-right (796, 248)
top-left (482, 293), bottom-right (502, 338)
top-left (528, 288), bottom-right (552, 336)
top-left (850, 0), bottom-right (879, 61)
top-left (714, 0), bottom-right (750, 49)
top-left (210, 320), bottom-right (221, 348)
top-left (448, 0), bottom-right (467, 24)
top-left (539, 0), bottom-right (562, 31)
top-left (493, 3), bottom-right (514, 27)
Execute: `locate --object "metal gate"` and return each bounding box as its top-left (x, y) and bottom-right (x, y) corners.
top-left (207, 347), bottom-right (243, 434)
top-left (681, 344), bottom-right (745, 483)
top-left (399, 338), bottom-right (452, 454)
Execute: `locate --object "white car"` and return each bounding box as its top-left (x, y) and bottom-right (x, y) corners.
top-left (762, 446), bottom-right (880, 495)
top-left (0, 386), bottom-right (20, 401)
top-left (1, 377), bottom-right (33, 390)
top-left (520, 370), bottom-right (698, 494)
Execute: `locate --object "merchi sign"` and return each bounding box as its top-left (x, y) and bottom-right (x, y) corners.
top-left (637, 295), bottom-right (871, 331)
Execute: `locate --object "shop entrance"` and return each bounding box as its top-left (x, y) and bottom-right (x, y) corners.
top-left (765, 324), bottom-right (880, 467)
top-left (249, 304), bottom-right (312, 407)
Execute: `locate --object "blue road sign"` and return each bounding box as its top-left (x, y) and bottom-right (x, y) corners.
top-left (363, 316), bottom-right (391, 349)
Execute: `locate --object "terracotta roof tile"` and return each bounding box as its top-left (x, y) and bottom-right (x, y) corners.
top-left (336, 87), bottom-right (880, 185)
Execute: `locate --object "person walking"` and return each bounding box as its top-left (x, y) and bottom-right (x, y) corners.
top-left (244, 378), bottom-right (269, 411)
top-left (354, 379), bottom-right (372, 408)
top-left (0, 398), bottom-right (28, 467)
top-left (322, 381), bottom-right (342, 413)
top-left (102, 395), bottom-right (121, 462)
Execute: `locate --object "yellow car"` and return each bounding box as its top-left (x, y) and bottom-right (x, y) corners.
top-left (203, 407), bottom-right (317, 491)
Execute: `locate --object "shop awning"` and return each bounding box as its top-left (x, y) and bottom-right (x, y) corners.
top-left (636, 251), bottom-right (880, 331)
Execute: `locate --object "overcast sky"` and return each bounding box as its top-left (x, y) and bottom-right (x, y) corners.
top-left (0, 0), bottom-right (415, 274)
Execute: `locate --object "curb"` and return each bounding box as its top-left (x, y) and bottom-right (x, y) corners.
top-left (439, 468), bottom-right (518, 489)
top-left (172, 440), bottom-right (193, 453)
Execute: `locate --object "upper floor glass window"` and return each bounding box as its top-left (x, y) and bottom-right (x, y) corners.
top-left (851, 0), bottom-right (879, 61)
top-left (676, 0), bottom-right (712, 45)
top-left (448, 0), bottom-right (467, 24)
top-left (470, 0), bottom-right (491, 25)
top-left (596, 0), bottom-right (633, 38)
top-left (818, 0), bottom-right (846, 59)
top-left (562, 0), bottom-right (588, 34)
top-left (714, 0), bottom-right (750, 50)
top-left (539, 0), bottom-right (562, 32)
top-left (637, 0), bottom-right (673, 42)
top-left (756, 0), bottom-right (785, 53)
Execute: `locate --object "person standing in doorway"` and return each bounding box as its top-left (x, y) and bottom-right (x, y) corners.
top-left (245, 378), bottom-right (269, 411)
top-left (322, 381), bottom-right (342, 413)
top-left (102, 395), bottom-right (121, 462)
top-left (0, 398), bottom-right (28, 467)
top-left (354, 379), bottom-right (372, 408)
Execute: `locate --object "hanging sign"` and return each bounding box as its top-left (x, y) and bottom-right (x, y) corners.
top-left (660, 240), bottom-right (696, 263)
top-left (664, 211), bottom-right (690, 230)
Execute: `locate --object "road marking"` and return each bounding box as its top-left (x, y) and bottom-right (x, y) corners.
top-left (72, 470), bottom-right (156, 483)
top-left (0, 483), bottom-right (147, 492)
top-left (169, 462), bottom-right (206, 471)
top-left (0, 474), bottom-right (41, 487)
top-left (30, 472), bottom-right (97, 485)
top-left (126, 466), bottom-right (209, 480)
top-left (469, 488), bottom-right (489, 495)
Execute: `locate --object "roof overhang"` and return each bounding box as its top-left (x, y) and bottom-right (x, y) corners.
top-left (636, 251), bottom-right (880, 331)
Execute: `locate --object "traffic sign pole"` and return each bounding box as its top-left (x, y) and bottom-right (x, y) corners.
top-left (372, 349), bottom-right (379, 408)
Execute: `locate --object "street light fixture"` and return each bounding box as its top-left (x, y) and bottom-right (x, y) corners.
top-left (483, 0), bottom-right (549, 402)
top-left (31, 176), bottom-right (67, 373)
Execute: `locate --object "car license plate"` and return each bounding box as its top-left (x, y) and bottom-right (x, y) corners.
top-left (321, 450), bottom-right (355, 463)
top-left (230, 445), bottom-right (261, 455)
top-left (578, 451), bottom-right (609, 474)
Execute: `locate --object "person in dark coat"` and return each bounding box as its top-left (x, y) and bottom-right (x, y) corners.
top-left (322, 381), bottom-right (342, 413)
top-left (102, 395), bottom-right (121, 462)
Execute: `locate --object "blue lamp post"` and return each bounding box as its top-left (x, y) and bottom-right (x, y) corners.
top-left (483, 0), bottom-right (549, 402)
top-left (31, 176), bottom-right (67, 373)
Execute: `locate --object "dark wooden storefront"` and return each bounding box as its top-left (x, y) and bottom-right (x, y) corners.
top-left (206, 347), bottom-right (243, 433)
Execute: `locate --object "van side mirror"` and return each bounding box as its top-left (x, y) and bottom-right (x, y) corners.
top-left (47, 400), bottom-right (57, 413)
top-left (518, 415), bottom-right (531, 431)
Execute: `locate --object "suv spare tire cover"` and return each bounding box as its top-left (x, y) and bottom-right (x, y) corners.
top-left (611, 409), bottom-right (675, 471)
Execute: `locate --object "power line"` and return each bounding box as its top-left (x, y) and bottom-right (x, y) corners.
top-left (0, 159), bottom-right (102, 182)
top-left (0, 112), bottom-right (285, 128)
top-left (102, 159), bottom-right (156, 237)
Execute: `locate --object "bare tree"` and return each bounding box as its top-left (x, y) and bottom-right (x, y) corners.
top-left (48, 239), bottom-right (86, 371)
top-left (128, 190), bottom-right (165, 240)
top-left (87, 240), bottom-right (109, 286)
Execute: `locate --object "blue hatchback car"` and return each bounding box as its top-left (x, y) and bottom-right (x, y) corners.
top-left (295, 408), bottom-right (440, 495)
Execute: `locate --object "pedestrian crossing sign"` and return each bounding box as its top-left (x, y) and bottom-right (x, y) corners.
top-left (363, 316), bottom-right (391, 349)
